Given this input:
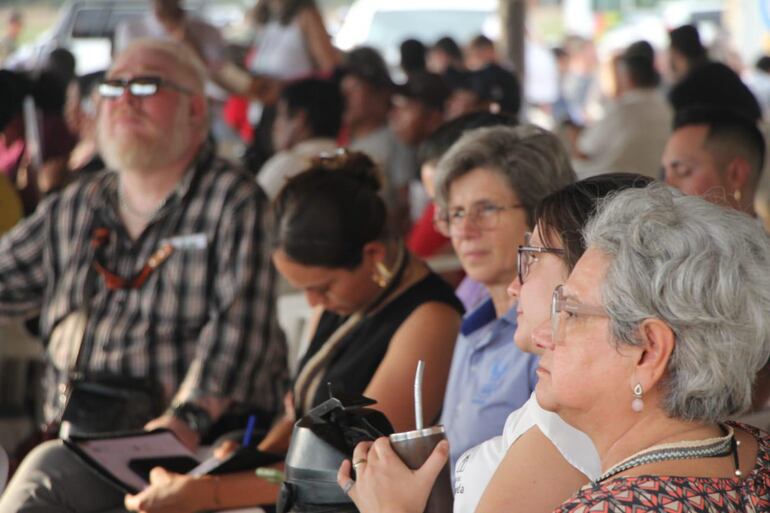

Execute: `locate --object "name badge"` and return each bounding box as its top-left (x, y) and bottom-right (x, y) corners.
top-left (162, 233), bottom-right (207, 251)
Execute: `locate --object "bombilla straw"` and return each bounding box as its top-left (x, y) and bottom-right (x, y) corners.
top-left (414, 360), bottom-right (425, 430)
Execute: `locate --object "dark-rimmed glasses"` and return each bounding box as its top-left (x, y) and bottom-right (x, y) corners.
top-left (434, 201), bottom-right (523, 237)
top-left (98, 76), bottom-right (193, 99)
top-left (550, 284), bottom-right (607, 343)
top-left (517, 236), bottom-right (564, 284)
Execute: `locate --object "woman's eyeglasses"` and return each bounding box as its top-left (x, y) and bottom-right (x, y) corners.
top-left (550, 284), bottom-right (607, 343)
top-left (517, 244), bottom-right (564, 284)
top-left (98, 76), bottom-right (193, 99)
top-left (434, 202), bottom-right (523, 237)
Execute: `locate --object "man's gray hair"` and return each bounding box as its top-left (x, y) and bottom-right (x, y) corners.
top-left (584, 183), bottom-right (770, 422)
top-left (116, 38), bottom-right (207, 94)
top-left (434, 125), bottom-right (577, 226)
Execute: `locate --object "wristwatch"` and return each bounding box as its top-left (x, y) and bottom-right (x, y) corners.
top-left (168, 402), bottom-right (213, 436)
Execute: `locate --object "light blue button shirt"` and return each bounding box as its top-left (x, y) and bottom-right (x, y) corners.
top-left (440, 298), bottom-right (539, 471)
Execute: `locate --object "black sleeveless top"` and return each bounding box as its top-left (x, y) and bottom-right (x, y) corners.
top-left (295, 271), bottom-right (464, 413)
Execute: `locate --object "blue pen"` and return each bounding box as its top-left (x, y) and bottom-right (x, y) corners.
top-left (242, 414), bottom-right (257, 447)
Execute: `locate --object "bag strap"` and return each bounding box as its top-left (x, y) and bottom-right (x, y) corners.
top-left (293, 243), bottom-right (409, 414)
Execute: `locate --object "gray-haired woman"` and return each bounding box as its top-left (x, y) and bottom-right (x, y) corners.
top-left (430, 124), bottom-right (575, 467)
top-left (339, 183), bottom-right (770, 513)
top-left (537, 184), bottom-right (770, 511)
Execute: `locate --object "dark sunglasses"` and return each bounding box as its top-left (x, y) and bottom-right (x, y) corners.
top-left (98, 76), bottom-right (193, 99)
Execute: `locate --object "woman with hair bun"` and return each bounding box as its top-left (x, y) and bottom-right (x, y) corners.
top-left (118, 151), bottom-right (464, 512)
top-left (268, 150), bottom-right (464, 434)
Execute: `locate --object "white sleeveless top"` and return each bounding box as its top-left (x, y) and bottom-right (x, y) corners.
top-left (247, 19), bottom-right (315, 123)
top-left (248, 20), bottom-right (314, 79)
top-left (452, 393), bottom-right (601, 513)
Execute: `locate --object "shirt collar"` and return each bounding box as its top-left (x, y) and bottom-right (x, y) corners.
top-left (460, 298), bottom-right (496, 336)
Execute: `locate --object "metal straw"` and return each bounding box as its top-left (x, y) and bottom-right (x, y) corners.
top-left (414, 360), bottom-right (425, 430)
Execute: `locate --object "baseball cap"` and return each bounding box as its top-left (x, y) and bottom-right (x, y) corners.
top-left (446, 64), bottom-right (521, 115)
top-left (394, 71), bottom-right (450, 111)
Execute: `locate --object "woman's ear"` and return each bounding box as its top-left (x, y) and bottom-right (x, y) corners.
top-left (361, 241), bottom-right (387, 267)
top-left (633, 318), bottom-right (675, 391)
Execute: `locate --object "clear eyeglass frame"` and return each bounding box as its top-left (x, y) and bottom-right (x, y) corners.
top-left (434, 202), bottom-right (524, 236)
top-left (550, 284), bottom-right (607, 342)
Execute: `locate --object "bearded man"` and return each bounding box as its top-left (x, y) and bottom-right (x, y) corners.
top-left (0, 38), bottom-right (288, 457)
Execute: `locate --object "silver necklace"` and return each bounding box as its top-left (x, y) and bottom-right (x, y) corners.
top-left (594, 424), bottom-right (739, 484)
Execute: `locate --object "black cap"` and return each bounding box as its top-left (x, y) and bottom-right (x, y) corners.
top-left (445, 64), bottom-right (521, 115)
top-left (394, 71), bottom-right (450, 111)
top-left (342, 46), bottom-right (394, 89)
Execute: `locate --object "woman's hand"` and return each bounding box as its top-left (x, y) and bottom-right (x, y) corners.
top-left (124, 467), bottom-right (214, 513)
top-left (213, 439), bottom-right (240, 460)
top-left (337, 437), bottom-right (450, 513)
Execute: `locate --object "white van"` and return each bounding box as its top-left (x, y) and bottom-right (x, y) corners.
top-left (333, 0), bottom-right (499, 70)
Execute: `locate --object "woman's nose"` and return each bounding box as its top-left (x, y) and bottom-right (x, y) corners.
top-left (304, 290), bottom-right (326, 309)
top-left (532, 319), bottom-right (555, 351)
top-left (507, 275), bottom-right (522, 301)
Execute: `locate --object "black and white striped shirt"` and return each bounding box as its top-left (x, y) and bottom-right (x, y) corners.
top-left (0, 143), bottom-right (288, 423)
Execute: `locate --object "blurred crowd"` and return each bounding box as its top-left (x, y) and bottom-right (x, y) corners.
top-left (1, 0), bottom-right (770, 512)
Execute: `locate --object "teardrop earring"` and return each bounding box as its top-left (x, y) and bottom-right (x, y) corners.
top-left (733, 189), bottom-right (742, 203)
top-left (372, 262), bottom-right (392, 288)
top-left (631, 383), bottom-right (644, 413)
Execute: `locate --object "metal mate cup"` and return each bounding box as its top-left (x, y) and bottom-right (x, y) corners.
top-left (389, 425), bottom-right (453, 513)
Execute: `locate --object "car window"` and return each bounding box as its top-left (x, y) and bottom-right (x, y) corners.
top-left (106, 9), bottom-right (146, 34)
top-left (71, 9), bottom-right (111, 38)
top-left (71, 7), bottom-right (146, 39)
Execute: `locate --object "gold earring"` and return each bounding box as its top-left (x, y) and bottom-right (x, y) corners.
top-left (734, 189), bottom-right (742, 203)
top-left (372, 262), bottom-right (391, 288)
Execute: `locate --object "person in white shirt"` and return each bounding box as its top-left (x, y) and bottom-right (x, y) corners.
top-left (257, 77), bottom-right (341, 200)
top-left (571, 41), bottom-right (671, 179)
top-left (115, 0), bottom-right (226, 77)
top-left (337, 173), bottom-right (653, 513)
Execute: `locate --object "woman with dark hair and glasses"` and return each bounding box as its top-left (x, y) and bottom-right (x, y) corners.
top-left (118, 151), bottom-right (464, 512)
top-left (338, 173), bottom-right (653, 513)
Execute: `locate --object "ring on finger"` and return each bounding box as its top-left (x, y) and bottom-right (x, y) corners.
top-left (352, 458), bottom-right (367, 470)
top-left (342, 479), bottom-right (354, 495)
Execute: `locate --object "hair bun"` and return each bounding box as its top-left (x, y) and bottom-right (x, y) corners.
top-left (311, 150), bottom-right (382, 193)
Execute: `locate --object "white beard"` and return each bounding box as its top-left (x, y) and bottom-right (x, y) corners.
top-left (96, 109), bottom-right (190, 173)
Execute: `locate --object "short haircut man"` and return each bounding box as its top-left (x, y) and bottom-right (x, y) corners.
top-left (663, 106), bottom-right (766, 214)
top-left (390, 71), bottom-right (449, 147)
top-left (258, 77), bottom-right (342, 199)
top-left (279, 77), bottom-right (343, 142)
